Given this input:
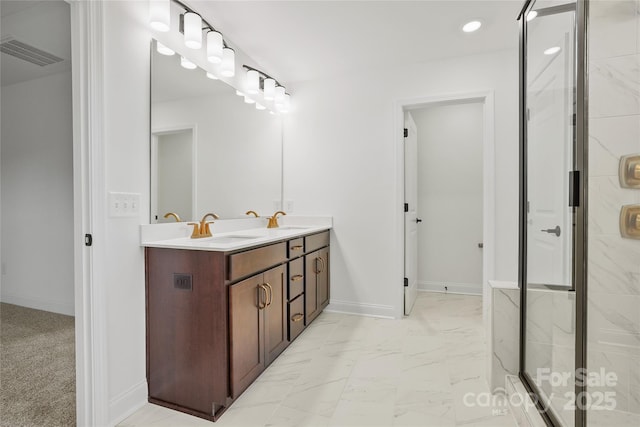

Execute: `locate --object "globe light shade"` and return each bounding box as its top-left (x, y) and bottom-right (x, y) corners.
top-left (184, 12), bottom-right (202, 49)
top-left (246, 70), bottom-right (259, 95)
top-left (206, 31), bottom-right (223, 64)
top-left (263, 78), bottom-right (275, 101)
top-left (149, 0), bottom-right (170, 32)
top-left (220, 47), bottom-right (235, 77)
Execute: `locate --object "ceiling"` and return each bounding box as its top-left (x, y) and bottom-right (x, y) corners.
top-left (0, 1), bottom-right (71, 87)
top-left (190, 0), bottom-right (523, 84)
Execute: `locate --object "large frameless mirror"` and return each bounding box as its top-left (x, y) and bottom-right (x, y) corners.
top-left (150, 39), bottom-right (283, 222)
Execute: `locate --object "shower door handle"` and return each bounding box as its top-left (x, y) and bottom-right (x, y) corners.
top-left (540, 226), bottom-right (561, 237)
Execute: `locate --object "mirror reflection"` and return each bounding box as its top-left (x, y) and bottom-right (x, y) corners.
top-left (151, 39), bottom-right (283, 222)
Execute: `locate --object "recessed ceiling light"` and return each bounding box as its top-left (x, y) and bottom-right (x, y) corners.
top-left (544, 46), bottom-right (561, 55)
top-left (526, 10), bottom-right (538, 22)
top-left (462, 20), bottom-right (482, 33)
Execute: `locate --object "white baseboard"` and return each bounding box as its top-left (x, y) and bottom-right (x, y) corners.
top-left (325, 299), bottom-right (396, 319)
top-left (418, 281), bottom-right (482, 296)
top-left (109, 380), bottom-right (148, 427)
top-left (0, 292), bottom-right (74, 316)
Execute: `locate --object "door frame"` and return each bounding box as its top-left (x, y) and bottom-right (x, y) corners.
top-left (150, 125), bottom-right (198, 223)
top-left (70, 0), bottom-right (108, 425)
top-left (394, 90), bottom-right (495, 321)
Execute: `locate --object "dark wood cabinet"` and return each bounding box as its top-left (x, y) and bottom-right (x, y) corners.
top-left (145, 229), bottom-right (330, 422)
top-left (229, 264), bottom-right (288, 398)
top-left (305, 246), bottom-right (330, 324)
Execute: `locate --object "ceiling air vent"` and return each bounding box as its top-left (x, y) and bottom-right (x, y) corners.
top-left (0, 36), bottom-right (64, 67)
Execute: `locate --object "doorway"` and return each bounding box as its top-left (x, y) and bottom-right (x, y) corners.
top-left (396, 92), bottom-right (495, 319)
top-left (0, 1), bottom-right (76, 425)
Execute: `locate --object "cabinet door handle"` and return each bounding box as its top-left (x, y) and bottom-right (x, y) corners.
top-left (263, 282), bottom-right (273, 306)
top-left (290, 245), bottom-right (303, 250)
top-left (317, 257), bottom-right (326, 274)
top-left (314, 257), bottom-right (321, 274)
top-left (257, 284), bottom-right (267, 309)
top-left (291, 313), bottom-right (304, 322)
top-left (291, 274), bottom-right (304, 282)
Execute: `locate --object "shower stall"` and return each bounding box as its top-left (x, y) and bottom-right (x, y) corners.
top-left (518, 1), bottom-right (640, 426)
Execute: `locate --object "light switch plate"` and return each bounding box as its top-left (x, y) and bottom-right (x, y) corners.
top-left (109, 192), bottom-right (141, 218)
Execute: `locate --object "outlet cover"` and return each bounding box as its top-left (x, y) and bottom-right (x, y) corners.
top-left (285, 200), bottom-right (294, 213)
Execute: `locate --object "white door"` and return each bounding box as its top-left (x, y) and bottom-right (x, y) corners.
top-left (404, 112), bottom-right (419, 315)
top-left (526, 26), bottom-right (573, 287)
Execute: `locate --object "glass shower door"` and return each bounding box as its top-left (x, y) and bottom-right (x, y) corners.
top-left (521, 1), bottom-right (577, 426)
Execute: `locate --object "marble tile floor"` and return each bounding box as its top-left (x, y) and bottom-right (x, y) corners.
top-left (120, 293), bottom-right (517, 427)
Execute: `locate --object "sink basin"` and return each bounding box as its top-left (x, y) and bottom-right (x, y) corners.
top-left (205, 235), bottom-right (262, 244)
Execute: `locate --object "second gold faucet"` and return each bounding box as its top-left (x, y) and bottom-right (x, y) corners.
top-left (188, 212), bottom-right (219, 238)
top-left (245, 210), bottom-right (287, 228)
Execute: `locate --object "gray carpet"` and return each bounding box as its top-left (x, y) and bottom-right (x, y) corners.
top-left (1, 303), bottom-right (76, 427)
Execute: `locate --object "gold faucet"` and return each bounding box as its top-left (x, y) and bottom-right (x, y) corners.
top-left (163, 212), bottom-right (182, 222)
top-left (267, 211), bottom-right (286, 228)
top-left (187, 212), bottom-right (220, 238)
top-left (245, 210), bottom-right (259, 217)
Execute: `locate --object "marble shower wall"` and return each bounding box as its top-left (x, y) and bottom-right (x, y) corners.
top-left (587, 0), bottom-right (640, 421)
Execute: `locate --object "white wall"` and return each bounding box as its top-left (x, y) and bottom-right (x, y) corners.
top-left (284, 49), bottom-right (519, 317)
top-left (412, 103), bottom-right (484, 294)
top-left (0, 71), bottom-right (74, 315)
top-left (101, 1), bottom-right (150, 422)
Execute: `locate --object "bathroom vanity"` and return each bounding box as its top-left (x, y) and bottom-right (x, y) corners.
top-left (142, 224), bottom-right (330, 421)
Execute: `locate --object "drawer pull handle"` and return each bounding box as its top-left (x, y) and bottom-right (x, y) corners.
top-left (291, 275), bottom-right (304, 282)
top-left (263, 282), bottom-right (273, 306)
top-left (257, 284), bottom-right (268, 309)
top-left (290, 245), bottom-right (303, 250)
top-left (315, 256), bottom-right (326, 274)
top-left (291, 313), bottom-right (304, 322)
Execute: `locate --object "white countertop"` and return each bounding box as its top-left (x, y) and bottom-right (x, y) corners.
top-left (140, 216), bottom-right (332, 252)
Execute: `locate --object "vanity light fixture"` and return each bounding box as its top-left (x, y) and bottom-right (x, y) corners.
top-left (462, 20), bottom-right (482, 33)
top-left (206, 30), bottom-right (223, 64)
top-left (220, 47), bottom-right (235, 77)
top-left (274, 86), bottom-right (286, 108)
top-left (156, 41), bottom-right (175, 56)
top-left (183, 12), bottom-right (202, 49)
top-left (206, 71), bottom-right (218, 80)
top-left (149, 0), bottom-right (170, 32)
top-left (246, 70), bottom-right (260, 95)
top-left (544, 46), bottom-right (561, 55)
top-left (526, 10), bottom-right (538, 21)
top-left (263, 78), bottom-right (276, 101)
top-left (180, 56), bottom-right (197, 69)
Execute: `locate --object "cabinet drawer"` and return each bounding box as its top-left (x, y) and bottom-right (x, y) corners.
top-left (288, 258), bottom-right (304, 300)
top-left (288, 294), bottom-right (305, 342)
top-left (305, 231), bottom-right (329, 253)
top-left (288, 238), bottom-right (304, 258)
top-left (228, 242), bottom-right (287, 282)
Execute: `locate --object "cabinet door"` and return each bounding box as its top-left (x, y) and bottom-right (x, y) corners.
top-left (263, 265), bottom-right (288, 366)
top-left (305, 251), bottom-right (319, 323)
top-left (317, 247), bottom-right (330, 309)
top-left (229, 274), bottom-right (266, 398)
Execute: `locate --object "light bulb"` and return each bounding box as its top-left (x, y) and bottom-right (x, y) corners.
top-left (156, 41), bottom-right (175, 56)
top-left (244, 95), bottom-right (255, 104)
top-left (274, 86), bottom-right (285, 107)
top-left (184, 12), bottom-right (202, 49)
top-left (220, 47), bottom-right (235, 77)
top-left (246, 70), bottom-right (259, 95)
top-left (180, 56), bottom-right (197, 70)
top-left (206, 31), bottom-right (223, 64)
top-left (256, 103), bottom-right (266, 110)
top-left (149, 0), bottom-right (170, 32)
top-left (206, 72), bottom-right (218, 80)
top-left (280, 94), bottom-right (291, 113)
top-left (462, 20), bottom-right (482, 33)
top-left (263, 78), bottom-right (275, 101)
